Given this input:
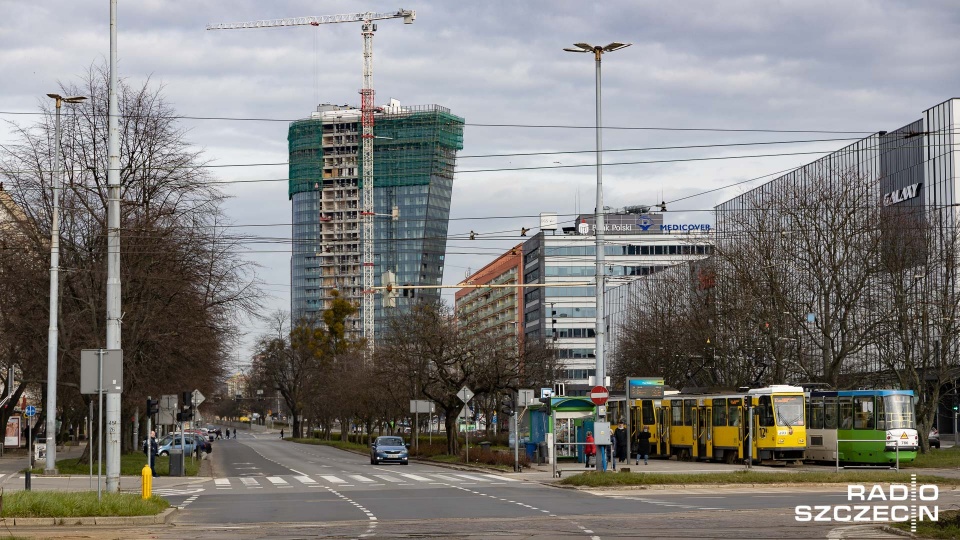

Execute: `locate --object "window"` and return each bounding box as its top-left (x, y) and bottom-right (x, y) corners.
top-left (853, 396), bottom-right (874, 430)
top-left (671, 400), bottom-right (682, 426)
top-left (683, 399), bottom-right (695, 426)
top-left (728, 399), bottom-right (742, 427)
top-left (713, 399), bottom-right (727, 427)
top-left (641, 400), bottom-right (655, 425)
top-left (808, 398), bottom-right (824, 430)
top-left (758, 396), bottom-right (775, 427)
top-left (824, 397), bottom-right (838, 429)
top-left (838, 397), bottom-right (854, 430)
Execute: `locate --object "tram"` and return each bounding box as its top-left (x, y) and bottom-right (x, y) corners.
top-left (804, 389), bottom-right (918, 464)
top-left (661, 385), bottom-right (807, 464)
top-left (610, 385), bottom-right (806, 464)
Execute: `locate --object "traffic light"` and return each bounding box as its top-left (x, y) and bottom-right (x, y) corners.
top-left (146, 398), bottom-right (159, 416)
top-left (538, 396), bottom-right (552, 414)
top-left (179, 391), bottom-right (194, 421)
top-left (500, 397), bottom-right (515, 417)
top-left (952, 399), bottom-right (959, 412)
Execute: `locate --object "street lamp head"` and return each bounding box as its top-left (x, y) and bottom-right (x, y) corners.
top-left (563, 42), bottom-right (632, 55)
top-left (601, 42), bottom-right (632, 52)
top-left (46, 94), bottom-right (87, 107)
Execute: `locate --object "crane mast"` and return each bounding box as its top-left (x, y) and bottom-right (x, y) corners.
top-left (208, 9), bottom-right (415, 353)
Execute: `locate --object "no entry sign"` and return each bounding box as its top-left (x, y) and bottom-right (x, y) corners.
top-left (590, 386), bottom-right (609, 406)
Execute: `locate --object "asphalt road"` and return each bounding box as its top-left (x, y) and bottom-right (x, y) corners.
top-left (130, 433), bottom-right (951, 539)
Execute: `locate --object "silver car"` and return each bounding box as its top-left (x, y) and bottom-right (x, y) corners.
top-left (370, 436), bottom-right (409, 465)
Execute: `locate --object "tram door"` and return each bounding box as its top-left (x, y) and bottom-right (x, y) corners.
top-left (701, 403), bottom-right (713, 460)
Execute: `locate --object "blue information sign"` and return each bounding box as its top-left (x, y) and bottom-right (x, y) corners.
top-left (24, 405), bottom-right (36, 417)
top-left (627, 378), bottom-right (665, 399)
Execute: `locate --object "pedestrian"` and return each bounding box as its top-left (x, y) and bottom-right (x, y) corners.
top-left (234, 429), bottom-right (237, 439)
top-left (280, 428), bottom-right (284, 439)
top-left (614, 421), bottom-right (628, 464)
top-left (226, 428), bottom-right (230, 439)
top-left (636, 426), bottom-right (652, 465)
top-left (143, 430), bottom-right (159, 477)
top-left (584, 431), bottom-right (596, 468)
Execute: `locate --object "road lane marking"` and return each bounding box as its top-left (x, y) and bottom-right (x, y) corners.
top-left (295, 476), bottom-right (317, 484)
top-left (431, 474), bottom-right (464, 482)
top-left (267, 477), bottom-right (291, 487)
top-left (453, 473), bottom-right (491, 482)
top-left (239, 477), bottom-right (261, 488)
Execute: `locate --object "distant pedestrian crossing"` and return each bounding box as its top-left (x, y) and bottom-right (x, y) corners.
top-left (213, 472), bottom-right (520, 490)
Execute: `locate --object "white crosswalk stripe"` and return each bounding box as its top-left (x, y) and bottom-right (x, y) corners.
top-left (372, 474), bottom-right (404, 483)
top-left (320, 475), bottom-right (346, 484)
top-left (348, 475), bottom-right (375, 483)
top-left (213, 472), bottom-right (526, 490)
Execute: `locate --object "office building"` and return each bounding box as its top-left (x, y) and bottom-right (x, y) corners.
top-left (455, 245), bottom-right (524, 350)
top-left (521, 209), bottom-right (714, 395)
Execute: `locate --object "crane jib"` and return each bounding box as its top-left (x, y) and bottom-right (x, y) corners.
top-left (206, 10), bottom-right (415, 31)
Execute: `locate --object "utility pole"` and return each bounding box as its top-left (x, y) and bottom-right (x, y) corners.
top-left (105, 0), bottom-right (123, 492)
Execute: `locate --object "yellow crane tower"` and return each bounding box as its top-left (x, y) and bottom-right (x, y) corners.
top-left (207, 9), bottom-right (416, 352)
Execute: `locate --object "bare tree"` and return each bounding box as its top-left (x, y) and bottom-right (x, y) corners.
top-left (0, 63), bottom-right (262, 455)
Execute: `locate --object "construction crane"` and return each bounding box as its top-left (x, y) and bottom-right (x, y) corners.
top-left (208, 9), bottom-right (416, 352)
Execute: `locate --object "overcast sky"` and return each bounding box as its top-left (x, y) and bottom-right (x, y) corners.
top-left (4, 0), bottom-right (960, 367)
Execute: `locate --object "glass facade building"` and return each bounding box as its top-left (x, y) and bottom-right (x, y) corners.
top-left (288, 102), bottom-right (464, 339)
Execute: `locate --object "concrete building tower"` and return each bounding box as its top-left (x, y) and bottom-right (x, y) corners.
top-left (288, 100), bottom-right (464, 339)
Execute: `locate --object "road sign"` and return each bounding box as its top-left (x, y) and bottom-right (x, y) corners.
top-left (410, 400), bottom-right (434, 414)
top-left (79, 349), bottom-right (123, 394)
top-left (456, 386), bottom-right (474, 404)
top-left (590, 386), bottom-right (609, 406)
top-left (192, 389), bottom-right (206, 407)
top-left (24, 405), bottom-right (36, 417)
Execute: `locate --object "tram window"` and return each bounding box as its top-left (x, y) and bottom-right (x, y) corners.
top-left (824, 397), bottom-right (838, 429)
top-left (641, 400), bottom-right (655, 425)
top-left (683, 399), bottom-right (695, 426)
top-left (875, 397), bottom-right (886, 430)
top-left (853, 396), bottom-right (874, 429)
top-left (671, 401), bottom-right (682, 426)
top-left (728, 399), bottom-right (741, 426)
top-left (839, 398), bottom-right (854, 430)
top-left (713, 400), bottom-right (727, 426)
top-left (808, 400), bottom-right (824, 430)
top-left (758, 396), bottom-right (775, 427)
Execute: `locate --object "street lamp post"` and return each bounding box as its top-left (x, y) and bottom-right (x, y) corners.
top-left (563, 42), bottom-right (631, 413)
top-left (44, 93), bottom-right (86, 474)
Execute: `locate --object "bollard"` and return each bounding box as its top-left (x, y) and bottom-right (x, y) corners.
top-left (24, 470), bottom-right (30, 491)
top-left (141, 464), bottom-right (152, 500)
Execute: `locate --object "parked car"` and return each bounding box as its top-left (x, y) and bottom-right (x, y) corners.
top-left (929, 428), bottom-right (941, 449)
top-left (157, 435), bottom-right (199, 456)
top-left (370, 436), bottom-right (409, 465)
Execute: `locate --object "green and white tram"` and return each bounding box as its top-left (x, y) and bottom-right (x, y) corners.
top-left (805, 389), bottom-right (918, 464)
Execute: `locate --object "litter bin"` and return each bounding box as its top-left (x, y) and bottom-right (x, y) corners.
top-left (524, 442), bottom-right (537, 461)
top-left (538, 442), bottom-right (548, 465)
top-left (479, 441), bottom-right (491, 452)
top-left (168, 449), bottom-right (183, 477)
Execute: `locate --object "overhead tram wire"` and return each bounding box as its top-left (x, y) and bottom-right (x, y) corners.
top-left (0, 109), bottom-right (877, 135)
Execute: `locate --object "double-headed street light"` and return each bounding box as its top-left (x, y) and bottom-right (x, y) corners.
top-left (563, 43), bottom-right (630, 414)
top-left (45, 93), bottom-right (86, 474)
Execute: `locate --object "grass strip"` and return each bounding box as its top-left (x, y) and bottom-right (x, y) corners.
top-left (890, 509), bottom-right (959, 538)
top-left (0, 491), bottom-right (168, 518)
top-left (558, 470), bottom-right (959, 487)
top-left (287, 438), bottom-right (369, 452)
top-left (29, 452), bottom-right (200, 476)
top-left (903, 446), bottom-right (960, 469)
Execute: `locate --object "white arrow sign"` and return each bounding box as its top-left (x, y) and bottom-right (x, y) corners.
top-left (192, 389), bottom-right (206, 407)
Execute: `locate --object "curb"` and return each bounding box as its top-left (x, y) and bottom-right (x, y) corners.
top-left (9, 507), bottom-right (177, 527)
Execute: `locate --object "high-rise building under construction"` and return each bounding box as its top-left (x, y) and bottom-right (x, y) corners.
top-left (289, 100), bottom-right (464, 339)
